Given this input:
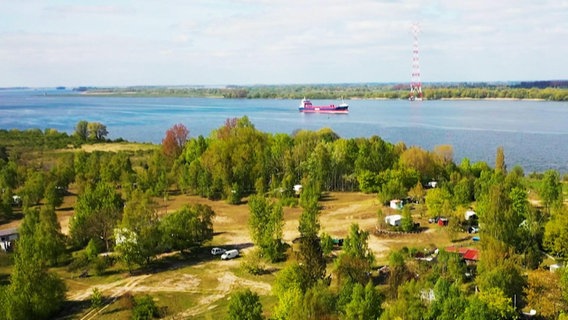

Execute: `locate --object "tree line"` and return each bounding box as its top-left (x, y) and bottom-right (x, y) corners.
top-left (81, 83), bottom-right (568, 101)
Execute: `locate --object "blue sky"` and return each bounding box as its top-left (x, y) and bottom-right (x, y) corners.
top-left (0, 0), bottom-right (566, 87)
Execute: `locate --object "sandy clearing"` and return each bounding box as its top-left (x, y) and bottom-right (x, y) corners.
top-left (172, 271), bottom-right (272, 319)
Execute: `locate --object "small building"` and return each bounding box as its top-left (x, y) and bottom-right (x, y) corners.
top-left (445, 246), bottom-right (479, 263)
top-left (390, 199), bottom-right (403, 210)
top-left (385, 214), bottom-right (402, 227)
top-left (0, 228), bottom-right (19, 252)
top-left (465, 210), bottom-right (477, 221)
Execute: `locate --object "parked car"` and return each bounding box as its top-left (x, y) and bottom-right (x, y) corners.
top-left (211, 247), bottom-right (226, 255)
top-left (221, 249), bottom-right (239, 260)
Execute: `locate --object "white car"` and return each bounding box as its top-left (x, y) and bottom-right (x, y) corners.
top-left (221, 249), bottom-right (239, 260)
top-left (211, 247), bottom-right (226, 255)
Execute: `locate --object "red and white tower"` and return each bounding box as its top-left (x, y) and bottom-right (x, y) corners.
top-left (410, 23), bottom-right (423, 101)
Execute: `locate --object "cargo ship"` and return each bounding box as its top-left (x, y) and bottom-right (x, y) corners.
top-left (298, 98), bottom-right (349, 113)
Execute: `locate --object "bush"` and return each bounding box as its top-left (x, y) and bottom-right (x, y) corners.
top-left (90, 288), bottom-right (104, 309)
top-left (241, 249), bottom-right (266, 275)
top-left (92, 256), bottom-right (112, 276)
top-left (132, 295), bottom-right (159, 320)
top-left (67, 252), bottom-right (90, 273)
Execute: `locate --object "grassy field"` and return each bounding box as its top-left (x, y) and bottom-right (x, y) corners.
top-left (0, 191), bottom-right (470, 319)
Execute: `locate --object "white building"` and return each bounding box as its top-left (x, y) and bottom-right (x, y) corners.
top-left (390, 199), bottom-right (403, 210)
top-left (385, 214), bottom-right (403, 226)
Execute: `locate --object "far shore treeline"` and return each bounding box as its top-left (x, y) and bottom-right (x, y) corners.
top-left (72, 81), bottom-right (568, 101)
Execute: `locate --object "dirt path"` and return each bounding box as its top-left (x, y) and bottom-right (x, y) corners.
top-left (170, 271), bottom-right (271, 319)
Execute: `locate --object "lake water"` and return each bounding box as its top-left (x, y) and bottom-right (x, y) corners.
top-left (1, 89), bottom-right (567, 173)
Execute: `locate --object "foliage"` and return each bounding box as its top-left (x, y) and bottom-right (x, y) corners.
top-left (344, 281), bottom-right (382, 320)
top-left (461, 287), bottom-right (518, 320)
top-left (524, 269), bottom-right (567, 318)
top-left (115, 189), bottom-right (161, 269)
top-left (74, 120), bottom-right (89, 141)
top-left (87, 122), bottom-right (108, 141)
top-left (240, 248), bottom-right (266, 275)
top-left (159, 203), bottom-right (215, 253)
top-left (3, 207), bottom-right (67, 320)
top-left (70, 182), bottom-right (124, 251)
top-left (90, 287), bottom-right (104, 309)
top-left (132, 294), bottom-right (159, 320)
top-left (335, 224), bottom-right (375, 285)
top-left (227, 289), bottom-right (264, 320)
top-left (539, 169), bottom-right (563, 214)
top-left (161, 123), bottom-right (189, 160)
top-left (543, 206), bottom-right (568, 258)
top-left (248, 195), bottom-right (285, 262)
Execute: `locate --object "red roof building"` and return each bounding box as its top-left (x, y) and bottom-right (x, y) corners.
top-left (445, 246), bottom-right (479, 262)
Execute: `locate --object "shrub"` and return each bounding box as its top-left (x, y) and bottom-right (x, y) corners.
top-left (132, 294), bottom-right (159, 320)
top-left (90, 288), bottom-right (104, 309)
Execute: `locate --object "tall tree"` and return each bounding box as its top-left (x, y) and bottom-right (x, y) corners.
top-left (4, 207), bottom-right (66, 319)
top-left (495, 146), bottom-right (507, 174)
top-left (70, 182), bottom-right (123, 251)
top-left (539, 169), bottom-right (563, 215)
top-left (344, 282), bottom-right (383, 320)
top-left (74, 120), bottom-right (88, 141)
top-left (248, 195), bottom-right (284, 262)
top-left (335, 223), bottom-right (375, 285)
top-left (115, 189), bottom-right (161, 270)
top-left (159, 204), bottom-right (215, 253)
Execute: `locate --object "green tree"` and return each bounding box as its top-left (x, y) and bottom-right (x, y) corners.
top-left (543, 206), bottom-right (568, 258)
top-left (335, 224), bottom-right (375, 285)
top-left (70, 182), bottom-right (123, 251)
top-left (401, 206), bottom-right (415, 232)
top-left (227, 289), bottom-right (264, 320)
top-left (461, 287), bottom-right (517, 320)
top-left (248, 195), bottom-right (284, 262)
top-left (539, 170), bottom-right (563, 215)
top-left (4, 207), bottom-right (66, 319)
top-left (495, 146), bottom-right (506, 174)
top-left (426, 278), bottom-right (467, 320)
top-left (298, 178), bottom-right (321, 238)
top-left (159, 204), bottom-right (215, 253)
top-left (36, 206), bottom-right (66, 266)
top-left (425, 187), bottom-right (452, 219)
top-left (19, 170), bottom-right (45, 208)
top-left (344, 281), bottom-right (383, 320)
top-left (132, 295), bottom-right (159, 320)
top-left (87, 122), bottom-right (108, 141)
top-left (74, 120), bottom-right (89, 141)
top-left (115, 189), bottom-right (161, 270)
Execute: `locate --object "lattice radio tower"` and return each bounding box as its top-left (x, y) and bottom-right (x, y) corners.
top-left (410, 23), bottom-right (423, 101)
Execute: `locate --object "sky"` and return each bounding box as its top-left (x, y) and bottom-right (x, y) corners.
top-left (0, 0), bottom-right (566, 87)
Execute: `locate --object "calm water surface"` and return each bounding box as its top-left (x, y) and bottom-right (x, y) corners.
top-left (1, 89), bottom-right (567, 173)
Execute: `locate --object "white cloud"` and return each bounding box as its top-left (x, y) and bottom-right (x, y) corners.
top-left (0, 0), bottom-right (566, 86)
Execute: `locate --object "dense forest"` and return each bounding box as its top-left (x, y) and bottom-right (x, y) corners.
top-left (0, 118), bottom-right (568, 319)
top-left (78, 82), bottom-right (568, 101)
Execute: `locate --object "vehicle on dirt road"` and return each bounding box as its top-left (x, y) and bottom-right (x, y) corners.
top-left (211, 247), bottom-right (226, 255)
top-left (221, 249), bottom-right (239, 260)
